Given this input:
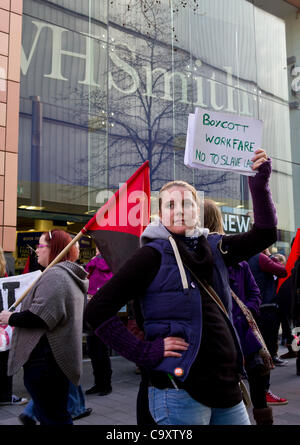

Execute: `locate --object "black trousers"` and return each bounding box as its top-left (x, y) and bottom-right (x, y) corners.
top-left (257, 306), bottom-right (280, 358)
top-left (23, 337), bottom-right (72, 425)
top-left (245, 365), bottom-right (269, 409)
top-left (0, 350), bottom-right (12, 402)
top-left (136, 367), bottom-right (156, 426)
top-left (86, 332), bottom-right (112, 390)
top-left (277, 278), bottom-right (294, 344)
top-left (279, 315), bottom-right (294, 345)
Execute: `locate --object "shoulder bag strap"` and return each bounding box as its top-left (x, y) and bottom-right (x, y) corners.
top-left (230, 288), bottom-right (269, 352)
top-left (168, 236), bottom-right (189, 290)
top-left (183, 263), bottom-right (229, 317)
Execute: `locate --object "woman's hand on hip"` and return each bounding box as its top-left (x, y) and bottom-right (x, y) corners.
top-left (163, 336), bottom-right (189, 357)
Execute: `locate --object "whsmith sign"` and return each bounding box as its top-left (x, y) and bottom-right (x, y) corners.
top-left (21, 19), bottom-right (254, 117)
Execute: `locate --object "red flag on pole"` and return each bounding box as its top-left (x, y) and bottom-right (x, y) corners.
top-left (277, 228), bottom-right (300, 292)
top-left (22, 256), bottom-right (31, 274)
top-left (82, 161), bottom-right (150, 273)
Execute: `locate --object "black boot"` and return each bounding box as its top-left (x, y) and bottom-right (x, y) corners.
top-left (280, 344), bottom-right (297, 359)
top-left (253, 407), bottom-right (273, 425)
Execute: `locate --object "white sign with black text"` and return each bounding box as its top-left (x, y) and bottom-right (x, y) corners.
top-left (0, 270), bottom-right (42, 351)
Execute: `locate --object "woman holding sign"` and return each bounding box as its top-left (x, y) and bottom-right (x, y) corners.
top-left (84, 148), bottom-right (277, 425)
top-left (0, 230), bottom-right (88, 424)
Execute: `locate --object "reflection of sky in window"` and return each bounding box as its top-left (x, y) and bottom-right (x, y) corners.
top-left (17, 0), bottom-right (294, 229)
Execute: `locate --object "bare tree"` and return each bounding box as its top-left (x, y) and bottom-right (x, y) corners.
top-left (55, 0), bottom-right (231, 196)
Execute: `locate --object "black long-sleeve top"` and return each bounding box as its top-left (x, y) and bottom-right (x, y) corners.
top-left (9, 310), bottom-right (47, 328)
top-left (86, 226), bottom-right (276, 327)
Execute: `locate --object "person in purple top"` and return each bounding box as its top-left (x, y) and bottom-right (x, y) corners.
top-left (248, 248), bottom-right (288, 366)
top-left (204, 198), bottom-right (282, 424)
top-left (228, 262), bottom-right (273, 424)
top-left (85, 248), bottom-right (114, 294)
top-left (84, 249), bottom-right (114, 396)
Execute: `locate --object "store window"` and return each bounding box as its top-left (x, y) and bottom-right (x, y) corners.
top-left (17, 0), bottom-right (296, 257)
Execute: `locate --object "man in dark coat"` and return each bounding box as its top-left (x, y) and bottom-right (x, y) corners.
top-left (248, 248), bottom-right (288, 366)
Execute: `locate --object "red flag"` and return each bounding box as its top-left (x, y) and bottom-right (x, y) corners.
top-left (22, 256), bottom-right (31, 274)
top-left (82, 161), bottom-right (150, 273)
top-left (277, 228), bottom-right (300, 292)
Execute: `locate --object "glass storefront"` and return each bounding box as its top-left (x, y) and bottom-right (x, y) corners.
top-left (16, 0), bottom-right (300, 268)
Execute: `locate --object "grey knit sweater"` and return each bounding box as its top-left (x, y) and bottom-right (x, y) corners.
top-left (8, 261), bottom-right (88, 385)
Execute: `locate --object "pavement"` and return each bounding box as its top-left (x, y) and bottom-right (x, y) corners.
top-left (0, 344), bottom-right (300, 427)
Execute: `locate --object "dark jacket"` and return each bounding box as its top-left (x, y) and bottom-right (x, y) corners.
top-left (140, 225), bottom-right (244, 382)
top-left (85, 254), bottom-right (113, 296)
top-left (291, 257), bottom-right (300, 321)
top-left (248, 253), bottom-right (287, 306)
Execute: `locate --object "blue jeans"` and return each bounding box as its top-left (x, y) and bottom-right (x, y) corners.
top-left (148, 388), bottom-right (251, 425)
top-left (67, 383), bottom-right (86, 417)
top-left (23, 399), bottom-right (37, 420)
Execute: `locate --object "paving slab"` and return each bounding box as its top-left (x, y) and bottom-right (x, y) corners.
top-left (0, 344), bottom-right (299, 427)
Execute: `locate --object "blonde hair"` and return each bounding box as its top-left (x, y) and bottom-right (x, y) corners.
top-left (0, 246), bottom-right (7, 277)
top-left (204, 199), bottom-right (224, 234)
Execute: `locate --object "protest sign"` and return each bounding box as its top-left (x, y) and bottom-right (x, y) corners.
top-left (184, 108), bottom-right (263, 176)
top-left (0, 270), bottom-right (42, 351)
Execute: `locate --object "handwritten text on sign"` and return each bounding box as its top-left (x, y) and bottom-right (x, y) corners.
top-left (185, 108), bottom-right (263, 176)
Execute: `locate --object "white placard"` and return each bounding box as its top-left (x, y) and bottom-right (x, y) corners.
top-left (0, 270), bottom-right (42, 311)
top-left (0, 270), bottom-right (42, 351)
top-left (184, 108), bottom-right (263, 176)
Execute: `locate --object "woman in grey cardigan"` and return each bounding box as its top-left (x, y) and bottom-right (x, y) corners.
top-left (0, 230), bottom-right (88, 424)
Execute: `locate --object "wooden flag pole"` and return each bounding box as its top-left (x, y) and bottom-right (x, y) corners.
top-left (7, 161), bottom-right (150, 312)
top-left (8, 231), bottom-right (84, 311)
